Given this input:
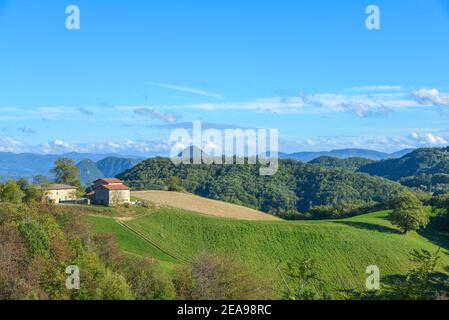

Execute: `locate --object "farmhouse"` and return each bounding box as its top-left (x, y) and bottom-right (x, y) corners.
top-left (43, 184), bottom-right (78, 204)
top-left (89, 178), bottom-right (130, 206)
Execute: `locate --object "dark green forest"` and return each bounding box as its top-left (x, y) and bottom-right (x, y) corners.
top-left (118, 157), bottom-right (405, 218)
top-left (309, 156), bottom-right (374, 171)
top-left (359, 147), bottom-right (449, 194)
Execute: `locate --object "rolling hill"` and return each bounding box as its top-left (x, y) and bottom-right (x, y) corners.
top-left (279, 148), bottom-right (415, 162)
top-left (118, 157), bottom-right (404, 217)
top-left (358, 147), bottom-right (449, 194)
top-left (132, 191), bottom-right (280, 221)
top-left (86, 205), bottom-right (449, 298)
top-left (309, 156), bottom-right (374, 171)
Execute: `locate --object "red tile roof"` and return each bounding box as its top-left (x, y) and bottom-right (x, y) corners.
top-left (94, 178), bottom-right (123, 184)
top-left (99, 184), bottom-right (130, 191)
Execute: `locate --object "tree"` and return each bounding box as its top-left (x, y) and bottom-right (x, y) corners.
top-left (165, 176), bottom-right (182, 192)
top-left (24, 185), bottom-right (44, 203)
top-left (51, 158), bottom-right (79, 185)
top-left (16, 178), bottom-right (29, 191)
top-left (0, 180), bottom-right (25, 204)
top-left (33, 175), bottom-right (50, 186)
top-left (122, 256), bottom-right (175, 300)
top-left (51, 158), bottom-right (83, 195)
top-left (281, 258), bottom-right (324, 300)
top-left (390, 191), bottom-right (429, 234)
top-left (392, 249), bottom-right (441, 300)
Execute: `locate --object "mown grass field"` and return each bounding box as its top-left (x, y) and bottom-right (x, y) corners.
top-left (132, 191), bottom-right (280, 221)
top-left (87, 207), bottom-right (449, 298)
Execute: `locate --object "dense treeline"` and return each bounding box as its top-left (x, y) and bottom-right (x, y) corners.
top-left (0, 179), bottom-right (44, 204)
top-left (359, 147), bottom-right (449, 194)
top-left (118, 157), bottom-right (404, 218)
top-left (308, 156), bottom-right (374, 171)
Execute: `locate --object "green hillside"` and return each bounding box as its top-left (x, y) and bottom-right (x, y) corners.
top-left (88, 207), bottom-right (449, 298)
top-left (309, 156), bottom-right (374, 171)
top-left (359, 147), bottom-right (449, 194)
top-left (118, 157), bottom-right (404, 218)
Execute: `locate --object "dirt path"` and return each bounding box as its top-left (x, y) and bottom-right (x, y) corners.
top-left (132, 191), bottom-right (281, 221)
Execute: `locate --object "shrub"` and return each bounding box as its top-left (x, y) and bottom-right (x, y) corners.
top-left (173, 252), bottom-right (271, 300)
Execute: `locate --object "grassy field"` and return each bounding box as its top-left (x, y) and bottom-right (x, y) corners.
top-left (132, 191), bottom-right (280, 221)
top-left (87, 206), bottom-right (449, 298)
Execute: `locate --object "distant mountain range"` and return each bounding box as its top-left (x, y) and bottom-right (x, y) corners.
top-left (0, 151), bottom-right (143, 182)
top-left (0, 148), bottom-right (416, 183)
top-left (76, 157), bottom-right (142, 186)
top-left (279, 148), bottom-right (415, 162)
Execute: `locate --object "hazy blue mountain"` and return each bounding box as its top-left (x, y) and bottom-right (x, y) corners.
top-left (0, 148), bottom-right (415, 183)
top-left (76, 159), bottom-right (104, 186)
top-left (96, 157), bottom-right (142, 178)
top-left (388, 148), bottom-right (416, 159)
top-left (76, 157), bottom-right (143, 186)
top-left (280, 148), bottom-right (415, 162)
top-left (0, 151), bottom-right (144, 181)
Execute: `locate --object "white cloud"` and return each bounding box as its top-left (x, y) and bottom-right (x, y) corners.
top-left (339, 101), bottom-right (388, 118)
top-left (28, 139), bottom-right (173, 156)
top-left (0, 107), bottom-right (20, 113)
top-left (0, 87), bottom-right (429, 122)
top-left (164, 91), bottom-right (423, 117)
top-left (0, 137), bottom-right (25, 153)
top-left (134, 107), bottom-right (180, 124)
top-left (290, 132), bottom-right (448, 153)
top-left (350, 85), bottom-right (403, 91)
top-left (412, 88), bottom-right (449, 106)
top-left (145, 82), bottom-right (222, 99)
top-left (409, 132), bottom-right (448, 146)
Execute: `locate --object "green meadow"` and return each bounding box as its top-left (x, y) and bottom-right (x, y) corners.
top-left (87, 208), bottom-right (449, 298)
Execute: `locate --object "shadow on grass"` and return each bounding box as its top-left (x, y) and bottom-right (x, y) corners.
top-left (340, 269), bottom-right (449, 300)
top-left (417, 217), bottom-right (449, 251)
top-left (332, 221), bottom-right (402, 235)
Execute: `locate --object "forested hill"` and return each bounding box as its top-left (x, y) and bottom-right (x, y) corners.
top-left (358, 147), bottom-right (449, 194)
top-left (77, 157), bottom-right (142, 186)
top-left (118, 157), bottom-right (404, 218)
top-left (309, 156), bottom-right (374, 171)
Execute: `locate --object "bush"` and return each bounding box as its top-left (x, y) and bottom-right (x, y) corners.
top-left (173, 252), bottom-right (271, 300)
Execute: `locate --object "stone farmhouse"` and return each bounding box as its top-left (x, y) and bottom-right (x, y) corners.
top-left (43, 184), bottom-right (78, 204)
top-left (87, 178), bottom-right (131, 206)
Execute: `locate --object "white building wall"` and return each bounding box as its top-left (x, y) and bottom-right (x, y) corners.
top-left (44, 189), bottom-right (77, 203)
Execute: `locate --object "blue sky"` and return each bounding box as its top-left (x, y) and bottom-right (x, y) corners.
top-left (1, 0), bottom-right (449, 155)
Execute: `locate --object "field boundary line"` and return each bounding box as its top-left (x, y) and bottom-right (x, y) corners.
top-left (116, 220), bottom-right (191, 264)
